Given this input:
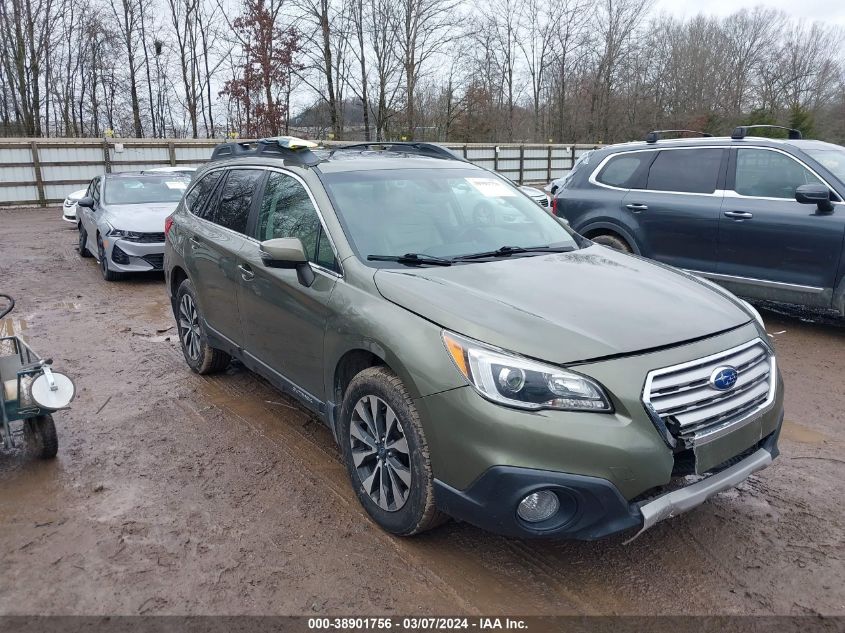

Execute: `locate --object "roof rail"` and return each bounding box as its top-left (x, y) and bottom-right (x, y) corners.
top-left (645, 130), bottom-right (713, 144)
top-left (210, 137), bottom-right (323, 166)
top-left (332, 142), bottom-right (467, 162)
top-left (731, 125), bottom-right (802, 140)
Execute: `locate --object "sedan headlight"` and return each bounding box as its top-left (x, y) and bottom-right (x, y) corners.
top-left (442, 331), bottom-right (612, 412)
top-left (106, 224), bottom-right (127, 238)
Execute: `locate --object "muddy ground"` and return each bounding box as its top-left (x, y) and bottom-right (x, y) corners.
top-left (0, 207), bottom-right (843, 616)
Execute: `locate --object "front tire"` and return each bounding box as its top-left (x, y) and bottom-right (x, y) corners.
top-left (175, 279), bottom-right (230, 374)
top-left (339, 366), bottom-right (446, 536)
top-left (97, 235), bottom-right (123, 281)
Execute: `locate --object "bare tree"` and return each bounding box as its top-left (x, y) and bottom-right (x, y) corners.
top-left (395, 0), bottom-right (458, 138)
top-left (110, 0), bottom-right (146, 136)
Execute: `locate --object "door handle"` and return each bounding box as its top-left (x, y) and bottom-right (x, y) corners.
top-left (626, 203), bottom-right (648, 212)
top-left (189, 236), bottom-right (202, 249)
top-left (724, 211), bottom-right (753, 220)
top-left (238, 264), bottom-right (255, 281)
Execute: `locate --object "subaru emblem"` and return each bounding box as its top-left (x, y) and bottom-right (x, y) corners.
top-left (709, 366), bottom-right (738, 391)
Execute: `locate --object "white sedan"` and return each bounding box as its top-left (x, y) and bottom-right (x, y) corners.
top-left (62, 188), bottom-right (87, 223)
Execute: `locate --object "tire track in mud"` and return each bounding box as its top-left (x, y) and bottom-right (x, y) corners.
top-left (136, 334), bottom-right (603, 614)
top-left (143, 338), bottom-right (642, 615)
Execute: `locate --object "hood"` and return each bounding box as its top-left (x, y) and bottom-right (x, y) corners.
top-left (103, 202), bottom-right (180, 233)
top-left (373, 246), bottom-right (750, 364)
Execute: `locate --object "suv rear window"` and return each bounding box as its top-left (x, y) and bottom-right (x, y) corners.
top-left (647, 148), bottom-right (723, 194)
top-left (595, 154), bottom-right (649, 188)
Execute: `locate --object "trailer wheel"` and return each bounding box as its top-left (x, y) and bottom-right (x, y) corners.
top-left (25, 414), bottom-right (58, 459)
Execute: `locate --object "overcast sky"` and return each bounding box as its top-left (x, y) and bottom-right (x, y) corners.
top-left (653, 0), bottom-right (845, 25)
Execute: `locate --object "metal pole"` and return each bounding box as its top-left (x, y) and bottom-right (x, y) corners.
top-left (30, 141), bottom-right (46, 207)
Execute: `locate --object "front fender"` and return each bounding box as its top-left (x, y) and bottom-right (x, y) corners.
top-left (323, 280), bottom-right (465, 403)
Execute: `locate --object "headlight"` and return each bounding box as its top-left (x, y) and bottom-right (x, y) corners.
top-left (739, 299), bottom-right (765, 329)
top-left (442, 331), bottom-right (612, 412)
top-left (106, 225), bottom-right (128, 239)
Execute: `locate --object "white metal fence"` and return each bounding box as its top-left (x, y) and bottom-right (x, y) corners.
top-left (0, 138), bottom-right (600, 207)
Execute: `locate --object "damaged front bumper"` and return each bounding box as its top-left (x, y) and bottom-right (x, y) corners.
top-left (433, 416), bottom-right (781, 541)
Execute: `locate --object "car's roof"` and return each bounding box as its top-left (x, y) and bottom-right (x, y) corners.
top-left (199, 149), bottom-right (484, 176)
top-left (104, 171), bottom-right (191, 179)
top-left (599, 136), bottom-right (843, 154)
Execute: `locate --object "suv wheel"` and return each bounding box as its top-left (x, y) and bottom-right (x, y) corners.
top-left (591, 233), bottom-right (632, 253)
top-left (175, 279), bottom-right (230, 374)
top-left (339, 366), bottom-right (446, 535)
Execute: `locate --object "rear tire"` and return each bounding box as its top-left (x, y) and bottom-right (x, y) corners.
top-left (175, 279), bottom-right (230, 374)
top-left (339, 366), bottom-right (447, 536)
top-left (591, 233), bottom-right (632, 253)
top-left (78, 225), bottom-right (92, 258)
top-left (24, 415), bottom-right (58, 459)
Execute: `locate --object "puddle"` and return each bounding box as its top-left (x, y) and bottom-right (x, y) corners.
top-left (781, 420), bottom-right (830, 444)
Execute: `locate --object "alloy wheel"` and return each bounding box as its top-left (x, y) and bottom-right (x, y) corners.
top-left (349, 395), bottom-right (412, 511)
top-left (179, 294), bottom-right (201, 361)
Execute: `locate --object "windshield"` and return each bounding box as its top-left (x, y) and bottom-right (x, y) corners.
top-left (104, 175), bottom-right (190, 205)
top-left (321, 168), bottom-right (578, 262)
top-left (805, 148), bottom-right (845, 184)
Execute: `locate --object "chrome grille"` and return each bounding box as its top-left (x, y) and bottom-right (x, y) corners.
top-left (643, 339), bottom-right (775, 444)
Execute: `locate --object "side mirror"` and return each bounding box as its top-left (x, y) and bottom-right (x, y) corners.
top-left (795, 184), bottom-right (834, 214)
top-left (77, 196), bottom-right (94, 209)
top-left (259, 237), bottom-right (315, 287)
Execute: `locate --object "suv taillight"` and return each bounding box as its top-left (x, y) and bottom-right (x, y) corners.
top-left (164, 215), bottom-right (174, 238)
top-left (551, 197), bottom-right (558, 216)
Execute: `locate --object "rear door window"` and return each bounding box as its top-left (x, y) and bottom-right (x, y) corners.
top-left (595, 153), bottom-right (650, 188)
top-left (214, 169), bottom-right (264, 234)
top-left (647, 148), bottom-right (723, 194)
top-left (734, 149), bottom-right (823, 199)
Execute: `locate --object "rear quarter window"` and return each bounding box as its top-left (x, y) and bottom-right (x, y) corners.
top-left (595, 153), bottom-right (650, 188)
top-left (184, 170), bottom-right (223, 220)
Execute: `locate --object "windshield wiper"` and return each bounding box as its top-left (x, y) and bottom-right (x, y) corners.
top-left (451, 245), bottom-right (574, 261)
top-left (367, 253), bottom-right (453, 266)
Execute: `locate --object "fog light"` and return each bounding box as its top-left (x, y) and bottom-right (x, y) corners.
top-left (517, 490), bottom-right (560, 523)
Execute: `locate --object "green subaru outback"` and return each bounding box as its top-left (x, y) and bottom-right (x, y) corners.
top-left (163, 138), bottom-right (783, 539)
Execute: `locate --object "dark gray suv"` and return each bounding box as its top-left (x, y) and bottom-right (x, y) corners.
top-left (553, 126), bottom-right (845, 315)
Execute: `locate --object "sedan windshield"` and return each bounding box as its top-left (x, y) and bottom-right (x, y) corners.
top-left (104, 175), bottom-right (190, 205)
top-left (805, 148), bottom-right (845, 184)
top-left (321, 168), bottom-right (579, 263)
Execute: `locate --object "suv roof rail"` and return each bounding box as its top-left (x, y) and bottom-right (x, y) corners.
top-left (210, 137), bottom-right (323, 166)
top-left (645, 129), bottom-right (713, 144)
top-left (332, 142), bottom-right (467, 162)
top-left (731, 125), bottom-right (802, 140)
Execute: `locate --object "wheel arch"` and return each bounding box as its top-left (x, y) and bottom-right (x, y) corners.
top-left (326, 338), bottom-right (433, 443)
top-left (579, 222), bottom-right (641, 255)
top-left (170, 266), bottom-right (189, 303)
